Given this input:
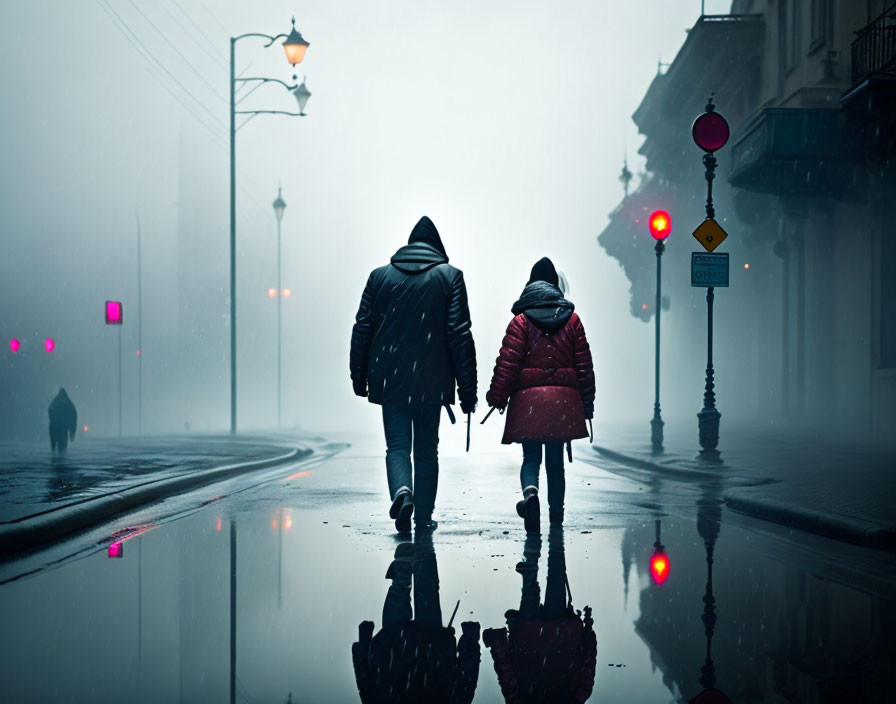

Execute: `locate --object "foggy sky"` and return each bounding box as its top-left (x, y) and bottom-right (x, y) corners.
top-left (0, 0), bottom-right (716, 440)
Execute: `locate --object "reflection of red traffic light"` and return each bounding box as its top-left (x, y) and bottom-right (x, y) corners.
top-left (648, 210), bottom-right (671, 240)
top-left (44, 338), bottom-right (55, 353)
top-left (108, 542), bottom-right (123, 558)
top-left (10, 338), bottom-right (20, 353)
top-left (105, 300), bottom-right (123, 325)
top-left (650, 551), bottom-right (670, 584)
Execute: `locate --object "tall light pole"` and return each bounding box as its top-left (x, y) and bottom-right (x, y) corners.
top-left (135, 209), bottom-right (143, 435)
top-left (229, 18), bottom-right (310, 434)
top-left (648, 210), bottom-right (671, 452)
top-left (273, 187), bottom-right (286, 428)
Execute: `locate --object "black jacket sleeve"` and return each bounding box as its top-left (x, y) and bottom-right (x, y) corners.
top-left (445, 270), bottom-right (478, 410)
top-left (350, 273), bottom-right (376, 393)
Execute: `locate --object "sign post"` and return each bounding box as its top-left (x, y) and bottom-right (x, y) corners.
top-left (106, 301), bottom-right (123, 437)
top-left (691, 97), bottom-right (730, 460)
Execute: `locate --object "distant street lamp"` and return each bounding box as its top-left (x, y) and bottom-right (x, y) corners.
top-left (273, 186), bottom-right (287, 428)
top-left (648, 210), bottom-right (671, 453)
top-left (106, 300), bottom-right (124, 437)
top-left (229, 18), bottom-right (310, 435)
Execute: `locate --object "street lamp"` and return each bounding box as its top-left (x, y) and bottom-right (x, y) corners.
top-left (648, 210), bottom-right (671, 453)
top-left (691, 97), bottom-right (730, 460)
top-left (229, 19), bottom-right (311, 435)
top-left (272, 186), bottom-right (287, 428)
top-left (106, 300), bottom-right (124, 437)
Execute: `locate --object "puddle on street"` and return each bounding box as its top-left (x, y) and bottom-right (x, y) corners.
top-left (1, 478), bottom-right (894, 704)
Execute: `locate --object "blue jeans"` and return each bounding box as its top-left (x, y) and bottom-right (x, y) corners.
top-left (382, 403), bottom-right (441, 521)
top-left (520, 441), bottom-right (565, 516)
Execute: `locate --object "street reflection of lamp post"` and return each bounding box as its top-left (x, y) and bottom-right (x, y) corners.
top-left (229, 18), bottom-right (310, 434)
top-left (649, 519), bottom-right (670, 585)
top-left (230, 519), bottom-right (237, 704)
top-left (105, 300), bottom-right (124, 437)
top-left (272, 188), bottom-right (287, 428)
top-left (648, 211), bottom-right (671, 453)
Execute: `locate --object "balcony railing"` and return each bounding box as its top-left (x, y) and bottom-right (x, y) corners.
top-left (851, 2), bottom-right (896, 85)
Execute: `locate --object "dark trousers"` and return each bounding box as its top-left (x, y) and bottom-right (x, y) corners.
top-left (518, 528), bottom-right (567, 619)
top-left (382, 533), bottom-right (442, 629)
top-left (382, 403), bottom-right (441, 521)
top-left (520, 441), bottom-right (565, 515)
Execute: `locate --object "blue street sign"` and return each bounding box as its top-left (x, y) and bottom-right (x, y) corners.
top-left (691, 252), bottom-right (729, 287)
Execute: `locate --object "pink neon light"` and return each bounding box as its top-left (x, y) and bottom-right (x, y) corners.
top-left (107, 542), bottom-right (123, 558)
top-left (9, 338), bottom-right (20, 353)
top-left (44, 338), bottom-right (55, 353)
top-left (105, 300), bottom-right (123, 325)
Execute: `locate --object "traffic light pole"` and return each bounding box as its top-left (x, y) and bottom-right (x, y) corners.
top-left (277, 216), bottom-right (282, 429)
top-left (651, 239), bottom-right (665, 452)
top-left (118, 325), bottom-right (123, 438)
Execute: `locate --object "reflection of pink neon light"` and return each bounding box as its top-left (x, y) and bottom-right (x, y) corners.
top-left (216, 517), bottom-right (222, 532)
top-left (44, 338), bottom-right (55, 353)
top-left (9, 338), bottom-right (20, 353)
top-left (287, 470), bottom-right (313, 480)
top-left (108, 542), bottom-right (123, 558)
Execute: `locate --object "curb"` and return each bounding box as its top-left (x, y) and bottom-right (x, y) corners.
top-left (725, 493), bottom-right (896, 553)
top-left (592, 446), bottom-right (726, 481)
top-left (0, 447), bottom-right (309, 562)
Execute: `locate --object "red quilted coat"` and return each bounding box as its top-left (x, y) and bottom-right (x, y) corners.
top-left (486, 282), bottom-right (595, 444)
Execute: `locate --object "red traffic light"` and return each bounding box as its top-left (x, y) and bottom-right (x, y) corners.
top-left (648, 210), bottom-right (671, 240)
top-left (9, 338), bottom-right (20, 353)
top-left (650, 551), bottom-right (670, 584)
top-left (44, 338), bottom-right (55, 353)
top-left (692, 105), bottom-right (730, 152)
top-left (105, 300), bottom-right (123, 325)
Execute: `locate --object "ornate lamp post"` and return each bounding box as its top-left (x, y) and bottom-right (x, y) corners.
top-left (272, 187), bottom-right (287, 428)
top-left (229, 18), bottom-right (310, 434)
top-left (691, 97), bottom-right (730, 459)
top-left (648, 210), bottom-right (671, 452)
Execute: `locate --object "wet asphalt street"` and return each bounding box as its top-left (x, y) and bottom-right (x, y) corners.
top-left (1, 435), bottom-right (894, 703)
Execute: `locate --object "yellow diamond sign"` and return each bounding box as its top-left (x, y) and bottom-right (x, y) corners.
top-left (692, 218), bottom-right (728, 252)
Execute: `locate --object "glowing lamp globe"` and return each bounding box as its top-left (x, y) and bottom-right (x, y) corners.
top-left (648, 210), bottom-right (672, 240)
top-left (650, 551), bottom-right (670, 584)
top-left (105, 300), bottom-right (123, 325)
top-left (9, 338), bottom-right (20, 353)
top-left (692, 102), bottom-right (730, 153)
top-left (268, 288), bottom-right (277, 299)
top-left (282, 18), bottom-right (309, 66)
top-left (44, 338), bottom-right (55, 353)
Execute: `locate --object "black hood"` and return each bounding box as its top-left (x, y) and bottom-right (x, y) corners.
top-left (408, 216), bottom-right (446, 256)
top-left (511, 281), bottom-right (574, 333)
top-left (390, 242), bottom-right (448, 274)
top-left (527, 257), bottom-right (559, 287)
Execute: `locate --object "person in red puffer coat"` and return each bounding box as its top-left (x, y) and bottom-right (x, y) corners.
top-left (486, 258), bottom-right (595, 530)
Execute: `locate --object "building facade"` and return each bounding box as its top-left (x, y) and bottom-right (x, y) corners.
top-left (598, 1), bottom-right (895, 445)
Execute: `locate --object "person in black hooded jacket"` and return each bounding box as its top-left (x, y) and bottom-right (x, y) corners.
top-left (351, 216), bottom-right (477, 532)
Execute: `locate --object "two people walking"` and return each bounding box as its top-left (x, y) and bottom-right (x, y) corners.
top-left (350, 216), bottom-right (595, 533)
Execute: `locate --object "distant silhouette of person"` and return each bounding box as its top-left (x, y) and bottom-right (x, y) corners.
top-left (352, 532), bottom-right (480, 703)
top-left (350, 216), bottom-right (478, 532)
top-left (486, 258), bottom-right (595, 530)
top-left (48, 387), bottom-right (77, 453)
top-left (483, 528), bottom-right (596, 703)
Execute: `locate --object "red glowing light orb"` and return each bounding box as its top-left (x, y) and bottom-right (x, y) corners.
top-left (216, 517), bottom-right (222, 532)
top-left (107, 542), bottom-right (123, 558)
top-left (744, 263), bottom-right (750, 270)
top-left (136, 348), bottom-right (141, 356)
top-left (648, 210), bottom-right (671, 240)
top-left (105, 300), bottom-right (123, 325)
top-left (9, 338), bottom-right (20, 353)
top-left (692, 110), bottom-right (730, 152)
top-left (650, 552), bottom-right (670, 584)
top-left (83, 425), bottom-right (89, 433)
top-left (641, 303), bottom-right (648, 310)
top-left (267, 288), bottom-right (277, 299)
top-left (44, 338), bottom-right (55, 353)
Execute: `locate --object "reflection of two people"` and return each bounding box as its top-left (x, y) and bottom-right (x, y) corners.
top-left (352, 531), bottom-right (481, 703)
top-left (484, 528), bottom-right (597, 703)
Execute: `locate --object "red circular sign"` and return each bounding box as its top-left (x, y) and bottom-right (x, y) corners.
top-left (692, 111), bottom-right (730, 152)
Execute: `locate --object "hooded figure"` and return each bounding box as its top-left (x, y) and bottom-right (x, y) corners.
top-left (351, 216), bottom-right (478, 531)
top-left (485, 258), bottom-right (595, 529)
top-left (48, 388), bottom-right (77, 453)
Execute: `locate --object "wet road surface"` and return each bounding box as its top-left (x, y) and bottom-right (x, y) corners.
top-left (1, 436), bottom-right (894, 703)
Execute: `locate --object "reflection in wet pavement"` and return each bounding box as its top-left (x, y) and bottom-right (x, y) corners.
top-left (0, 442), bottom-right (894, 702)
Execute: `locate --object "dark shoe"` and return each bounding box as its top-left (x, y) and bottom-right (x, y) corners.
top-left (549, 509), bottom-right (564, 525)
top-left (390, 490), bottom-right (413, 519)
top-left (415, 519), bottom-right (438, 532)
top-left (393, 494), bottom-right (414, 533)
top-left (516, 492), bottom-right (540, 533)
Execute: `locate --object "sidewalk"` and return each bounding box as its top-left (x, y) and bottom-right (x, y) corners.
top-left (0, 433), bottom-right (315, 559)
top-left (589, 423), bottom-right (896, 551)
